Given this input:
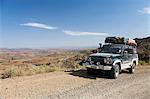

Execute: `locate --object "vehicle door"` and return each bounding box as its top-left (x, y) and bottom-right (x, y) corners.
top-left (121, 48), bottom-right (132, 69)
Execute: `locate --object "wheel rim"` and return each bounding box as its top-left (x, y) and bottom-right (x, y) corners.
top-left (115, 66), bottom-right (119, 77)
top-left (132, 64), bottom-right (135, 72)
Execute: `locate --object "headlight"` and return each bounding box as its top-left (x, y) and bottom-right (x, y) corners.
top-left (104, 57), bottom-right (112, 64)
top-left (96, 62), bottom-right (101, 65)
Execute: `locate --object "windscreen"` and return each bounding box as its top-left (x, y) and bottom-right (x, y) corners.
top-left (101, 45), bottom-right (122, 54)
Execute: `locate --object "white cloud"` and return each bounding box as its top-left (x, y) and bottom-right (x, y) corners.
top-left (63, 30), bottom-right (108, 36)
top-left (20, 22), bottom-right (57, 30)
top-left (138, 7), bottom-right (150, 14)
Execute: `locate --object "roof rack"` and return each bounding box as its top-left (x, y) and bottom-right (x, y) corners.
top-left (105, 37), bottom-right (137, 46)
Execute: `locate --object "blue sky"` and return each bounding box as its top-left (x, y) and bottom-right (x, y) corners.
top-left (0, 0), bottom-right (150, 48)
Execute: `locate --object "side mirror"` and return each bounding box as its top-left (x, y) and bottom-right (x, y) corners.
top-left (99, 43), bottom-right (102, 48)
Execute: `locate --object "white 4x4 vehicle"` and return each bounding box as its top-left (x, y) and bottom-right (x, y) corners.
top-left (83, 44), bottom-right (138, 79)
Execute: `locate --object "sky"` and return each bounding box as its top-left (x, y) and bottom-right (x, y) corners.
top-left (0, 0), bottom-right (150, 48)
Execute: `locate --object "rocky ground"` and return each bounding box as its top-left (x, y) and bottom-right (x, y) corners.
top-left (0, 66), bottom-right (150, 99)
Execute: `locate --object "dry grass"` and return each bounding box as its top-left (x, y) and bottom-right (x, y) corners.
top-left (0, 50), bottom-right (86, 79)
top-left (1, 64), bottom-right (84, 79)
top-left (1, 65), bottom-right (57, 79)
top-left (138, 60), bottom-right (150, 66)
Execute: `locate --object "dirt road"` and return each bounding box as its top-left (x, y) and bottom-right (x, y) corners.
top-left (0, 66), bottom-right (150, 99)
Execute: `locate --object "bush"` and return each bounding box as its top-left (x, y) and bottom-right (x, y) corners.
top-left (139, 60), bottom-right (146, 65)
top-left (139, 60), bottom-right (150, 66)
top-left (1, 65), bottom-right (57, 79)
top-left (1, 67), bottom-right (22, 78)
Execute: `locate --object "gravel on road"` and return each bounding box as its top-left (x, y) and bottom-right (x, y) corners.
top-left (0, 66), bottom-right (150, 99)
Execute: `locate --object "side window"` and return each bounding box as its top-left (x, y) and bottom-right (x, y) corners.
top-left (124, 48), bottom-right (134, 54)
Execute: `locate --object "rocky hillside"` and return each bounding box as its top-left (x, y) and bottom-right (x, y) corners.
top-left (134, 37), bottom-right (150, 62)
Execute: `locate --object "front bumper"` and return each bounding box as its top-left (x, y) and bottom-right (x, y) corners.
top-left (84, 64), bottom-right (112, 70)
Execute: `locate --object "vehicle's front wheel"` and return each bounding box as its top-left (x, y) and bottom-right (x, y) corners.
top-left (129, 63), bottom-right (136, 74)
top-left (110, 64), bottom-right (120, 79)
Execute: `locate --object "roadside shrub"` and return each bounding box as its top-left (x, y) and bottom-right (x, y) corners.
top-left (139, 60), bottom-right (146, 65)
top-left (1, 67), bottom-right (23, 79)
top-left (1, 65), bottom-right (57, 79)
top-left (138, 60), bottom-right (150, 66)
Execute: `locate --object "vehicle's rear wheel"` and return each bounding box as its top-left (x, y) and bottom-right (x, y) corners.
top-left (110, 64), bottom-right (120, 79)
top-left (129, 63), bottom-right (136, 74)
top-left (87, 68), bottom-right (94, 74)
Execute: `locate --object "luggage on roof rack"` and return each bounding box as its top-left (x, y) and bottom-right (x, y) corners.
top-left (105, 37), bottom-right (137, 46)
top-left (105, 37), bottom-right (117, 43)
top-left (127, 39), bottom-right (137, 46)
top-left (105, 37), bottom-right (125, 44)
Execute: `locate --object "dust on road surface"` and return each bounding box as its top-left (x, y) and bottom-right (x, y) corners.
top-left (0, 66), bottom-right (150, 99)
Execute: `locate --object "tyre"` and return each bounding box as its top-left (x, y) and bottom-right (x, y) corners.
top-left (87, 68), bottom-right (94, 74)
top-left (129, 63), bottom-right (136, 74)
top-left (110, 64), bottom-right (120, 79)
